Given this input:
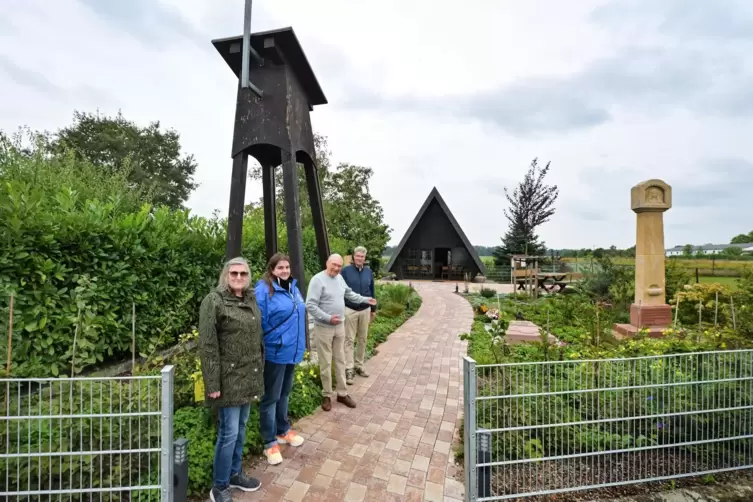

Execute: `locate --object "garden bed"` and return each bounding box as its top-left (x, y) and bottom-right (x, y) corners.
top-left (458, 279), bottom-right (753, 502)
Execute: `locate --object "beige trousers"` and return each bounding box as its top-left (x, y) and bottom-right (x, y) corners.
top-left (312, 323), bottom-right (348, 398)
top-left (344, 308), bottom-right (370, 370)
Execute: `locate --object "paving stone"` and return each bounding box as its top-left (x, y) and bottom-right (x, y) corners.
top-left (244, 282), bottom-right (472, 501)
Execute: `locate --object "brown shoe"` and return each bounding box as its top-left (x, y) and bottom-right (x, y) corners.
top-left (321, 397), bottom-right (332, 412)
top-left (337, 395), bottom-right (357, 409)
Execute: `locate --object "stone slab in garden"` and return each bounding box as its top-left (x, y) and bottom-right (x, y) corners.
top-left (495, 320), bottom-right (560, 345)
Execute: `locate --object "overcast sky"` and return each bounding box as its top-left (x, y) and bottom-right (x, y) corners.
top-left (1, 0), bottom-right (751, 249)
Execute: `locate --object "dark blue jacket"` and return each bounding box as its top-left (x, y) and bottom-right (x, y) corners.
top-left (254, 278), bottom-right (307, 365)
top-left (341, 264), bottom-right (376, 312)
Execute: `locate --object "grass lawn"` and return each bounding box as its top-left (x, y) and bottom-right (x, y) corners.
top-left (697, 275), bottom-right (740, 290)
top-left (562, 256), bottom-right (752, 270)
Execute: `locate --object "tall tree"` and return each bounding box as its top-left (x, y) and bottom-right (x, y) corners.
top-left (493, 158), bottom-right (558, 264)
top-left (324, 163), bottom-right (391, 267)
top-left (248, 134), bottom-right (391, 267)
top-left (49, 111), bottom-right (198, 209)
top-left (731, 231), bottom-right (753, 244)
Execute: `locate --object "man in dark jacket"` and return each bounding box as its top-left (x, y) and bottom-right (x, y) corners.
top-left (341, 246), bottom-right (376, 385)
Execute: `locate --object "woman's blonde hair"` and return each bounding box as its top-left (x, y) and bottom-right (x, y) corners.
top-left (217, 257), bottom-right (251, 291)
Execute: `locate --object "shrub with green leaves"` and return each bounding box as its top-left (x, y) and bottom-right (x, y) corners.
top-left (479, 287), bottom-right (497, 298)
top-left (0, 135), bottom-right (349, 378)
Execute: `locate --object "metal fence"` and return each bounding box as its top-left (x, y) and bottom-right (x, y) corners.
top-left (463, 351), bottom-right (753, 501)
top-left (1, 366), bottom-right (174, 502)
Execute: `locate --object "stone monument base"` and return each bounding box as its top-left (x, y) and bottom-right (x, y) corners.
top-left (630, 303), bottom-right (671, 327)
top-left (612, 323), bottom-right (665, 338)
top-left (612, 303), bottom-right (672, 338)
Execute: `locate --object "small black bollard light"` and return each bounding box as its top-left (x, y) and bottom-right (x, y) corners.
top-left (174, 438), bottom-right (189, 502)
top-left (477, 430), bottom-right (492, 498)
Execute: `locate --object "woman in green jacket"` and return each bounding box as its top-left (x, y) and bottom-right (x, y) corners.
top-left (198, 257), bottom-right (263, 502)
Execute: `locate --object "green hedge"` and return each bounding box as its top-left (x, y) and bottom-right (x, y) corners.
top-left (0, 183), bottom-right (347, 378)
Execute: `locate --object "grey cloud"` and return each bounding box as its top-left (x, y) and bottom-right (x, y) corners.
top-left (0, 55), bottom-right (65, 98)
top-left (0, 16), bottom-right (15, 35)
top-left (0, 54), bottom-right (117, 107)
top-left (76, 0), bottom-right (205, 46)
top-left (342, 43), bottom-right (750, 136)
top-left (593, 0), bottom-right (753, 42)
top-left (673, 158), bottom-right (753, 209)
top-left (338, 1), bottom-right (753, 137)
top-left (569, 158), bottom-right (753, 223)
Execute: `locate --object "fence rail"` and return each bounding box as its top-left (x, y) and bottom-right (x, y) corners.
top-left (463, 351), bottom-right (753, 501)
top-left (1, 367), bottom-right (174, 502)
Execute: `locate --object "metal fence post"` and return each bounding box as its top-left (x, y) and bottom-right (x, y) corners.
top-left (173, 438), bottom-right (189, 502)
top-left (161, 366), bottom-right (175, 502)
top-left (463, 356), bottom-right (477, 502)
top-left (477, 430), bottom-right (492, 498)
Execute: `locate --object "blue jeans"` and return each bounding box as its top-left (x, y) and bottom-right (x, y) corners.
top-left (213, 404), bottom-right (251, 488)
top-left (259, 362), bottom-right (295, 448)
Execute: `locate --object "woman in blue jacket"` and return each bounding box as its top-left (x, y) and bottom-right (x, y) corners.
top-left (254, 252), bottom-right (307, 465)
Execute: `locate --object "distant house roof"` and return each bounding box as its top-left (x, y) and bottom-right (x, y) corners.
top-left (385, 187), bottom-right (487, 275)
top-left (665, 243), bottom-right (753, 252)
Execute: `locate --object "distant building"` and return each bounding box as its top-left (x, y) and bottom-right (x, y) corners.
top-left (665, 243), bottom-right (753, 257)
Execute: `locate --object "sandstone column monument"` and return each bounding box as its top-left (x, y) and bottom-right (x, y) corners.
top-left (614, 179), bottom-right (672, 337)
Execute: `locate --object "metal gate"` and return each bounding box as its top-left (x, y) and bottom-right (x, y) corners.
top-left (2, 366), bottom-right (174, 502)
top-left (464, 351), bottom-right (753, 500)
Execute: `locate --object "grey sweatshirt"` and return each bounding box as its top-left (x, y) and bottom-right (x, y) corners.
top-left (306, 271), bottom-right (371, 326)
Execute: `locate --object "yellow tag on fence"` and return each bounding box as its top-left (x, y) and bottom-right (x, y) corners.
top-left (192, 372), bottom-right (205, 402)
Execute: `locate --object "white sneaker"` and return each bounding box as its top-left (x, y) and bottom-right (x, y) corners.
top-left (264, 445), bottom-right (283, 465)
top-left (276, 430), bottom-right (305, 447)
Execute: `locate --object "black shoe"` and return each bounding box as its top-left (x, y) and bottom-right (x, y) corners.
top-left (210, 486), bottom-right (233, 502)
top-left (229, 472), bottom-right (261, 492)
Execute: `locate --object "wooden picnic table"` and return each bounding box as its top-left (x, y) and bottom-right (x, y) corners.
top-left (537, 273), bottom-right (570, 293)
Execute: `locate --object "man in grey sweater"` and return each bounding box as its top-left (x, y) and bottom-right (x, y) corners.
top-left (306, 254), bottom-right (377, 411)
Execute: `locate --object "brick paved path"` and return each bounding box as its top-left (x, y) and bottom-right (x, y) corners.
top-left (241, 281), bottom-right (473, 501)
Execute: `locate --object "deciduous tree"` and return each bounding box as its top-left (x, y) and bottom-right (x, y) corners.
top-left (493, 158), bottom-right (559, 264)
top-left (49, 111), bottom-right (198, 209)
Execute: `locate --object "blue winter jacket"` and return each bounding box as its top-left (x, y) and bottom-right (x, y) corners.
top-left (254, 278), bottom-right (307, 365)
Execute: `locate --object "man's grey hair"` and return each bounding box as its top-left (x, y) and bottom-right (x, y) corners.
top-left (217, 257), bottom-right (251, 291)
top-left (353, 246), bottom-right (367, 255)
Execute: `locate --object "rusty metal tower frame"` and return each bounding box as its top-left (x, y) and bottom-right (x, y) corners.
top-left (212, 1), bottom-right (330, 293)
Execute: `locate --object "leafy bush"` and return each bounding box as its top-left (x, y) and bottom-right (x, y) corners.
top-left (0, 140), bottom-right (350, 378)
top-left (379, 301), bottom-right (406, 318)
top-left (479, 287), bottom-right (497, 298)
top-left (379, 282), bottom-right (414, 305)
top-left (367, 284), bottom-right (422, 357)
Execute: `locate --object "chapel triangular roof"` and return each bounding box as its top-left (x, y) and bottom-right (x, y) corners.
top-left (385, 187), bottom-right (487, 275)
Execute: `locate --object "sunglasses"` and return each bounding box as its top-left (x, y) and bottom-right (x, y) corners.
top-left (229, 271), bottom-right (249, 278)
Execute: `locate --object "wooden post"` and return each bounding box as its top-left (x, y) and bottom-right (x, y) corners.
top-left (714, 291), bottom-right (719, 332)
top-left (731, 296), bottom-right (737, 330)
